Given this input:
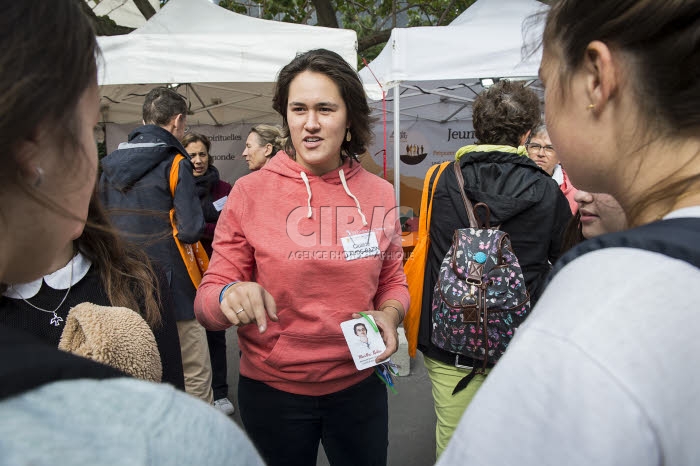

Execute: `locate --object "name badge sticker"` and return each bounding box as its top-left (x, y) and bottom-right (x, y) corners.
top-left (340, 231), bottom-right (380, 261)
top-left (212, 196), bottom-right (228, 212)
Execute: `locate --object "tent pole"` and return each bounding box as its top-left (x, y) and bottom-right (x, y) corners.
top-left (393, 85), bottom-right (400, 208)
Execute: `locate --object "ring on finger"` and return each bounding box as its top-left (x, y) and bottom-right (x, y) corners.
top-left (235, 308), bottom-right (245, 315)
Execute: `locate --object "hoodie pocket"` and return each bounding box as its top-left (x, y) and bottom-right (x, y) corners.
top-left (264, 333), bottom-right (351, 382)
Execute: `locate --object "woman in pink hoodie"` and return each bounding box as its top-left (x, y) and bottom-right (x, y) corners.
top-left (195, 49), bottom-right (409, 466)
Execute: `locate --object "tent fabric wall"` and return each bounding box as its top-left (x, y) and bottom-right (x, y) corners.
top-left (97, 0), bottom-right (358, 126)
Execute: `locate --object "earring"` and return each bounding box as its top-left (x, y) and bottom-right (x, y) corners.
top-left (34, 167), bottom-right (44, 188)
top-left (345, 130), bottom-right (352, 142)
top-left (587, 104), bottom-right (595, 110)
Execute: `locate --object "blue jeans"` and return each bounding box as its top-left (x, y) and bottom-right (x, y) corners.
top-left (238, 374), bottom-right (388, 466)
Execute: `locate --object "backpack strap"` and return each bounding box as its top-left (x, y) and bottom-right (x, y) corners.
top-left (453, 160), bottom-right (478, 228)
top-left (419, 162), bottom-right (450, 236)
top-left (550, 217), bottom-right (700, 282)
top-left (169, 154), bottom-right (184, 197)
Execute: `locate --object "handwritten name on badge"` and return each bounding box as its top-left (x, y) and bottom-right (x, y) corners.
top-left (340, 231), bottom-right (380, 261)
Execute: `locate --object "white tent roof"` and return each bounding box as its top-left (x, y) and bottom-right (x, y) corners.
top-left (89, 0), bottom-right (160, 28)
top-left (357, 0), bottom-right (548, 205)
top-left (359, 0), bottom-right (547, 123)
top-left (97, 0), bottom-right (358, 125)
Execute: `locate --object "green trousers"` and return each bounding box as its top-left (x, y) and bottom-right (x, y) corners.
top-left (424, 356), bottom-right (490, 458)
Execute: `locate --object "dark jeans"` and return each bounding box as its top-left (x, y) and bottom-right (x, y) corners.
top-left (238, 374), bottom-right (388, 466)
top-left (206, 329), bottom-right (228, 400)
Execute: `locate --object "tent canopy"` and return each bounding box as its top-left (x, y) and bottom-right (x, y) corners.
top-left (358, 0), bottom-right (548, 205)
top-left (97, 0), bottom-right (358, 126)
top-left (359, 0), bottom-right (547, 124)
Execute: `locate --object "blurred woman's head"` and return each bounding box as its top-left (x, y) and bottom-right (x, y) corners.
top-left (540, 0), bottom-right (700, 225)
top-left (243, 124), bottom-right (284, 171)
top-left (272, 49), bottom-right (372, 175)
top-left (472, 80), bottom-right (541, 148)
top-left (0, 0), bottom-right (100, 284)
top-left (526, 124), bottom-right (560, 176)
top-left (182, 132), bottom-right (212, 177)
top-left (574, 190), bottom-right (627, 239)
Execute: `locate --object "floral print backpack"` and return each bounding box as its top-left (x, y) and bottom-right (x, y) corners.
top-left (431, 161), bottom-right (530, 393)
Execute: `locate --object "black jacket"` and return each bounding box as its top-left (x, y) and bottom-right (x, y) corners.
top-left (99, 125), bottom-right (205, 321)
top-left (0, 265), bottom-right (185, 390)
top-left (0, 324), bottom-right (123, 400)
top-left (418, 148), bottom-right (572, 365)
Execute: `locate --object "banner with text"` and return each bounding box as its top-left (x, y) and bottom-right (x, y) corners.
top-left (367, 120), bottom-right (476, 179)
top-left (106, 123), bottom-right (254, 186)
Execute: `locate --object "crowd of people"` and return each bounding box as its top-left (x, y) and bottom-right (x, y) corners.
top-left (1, 0), bottom-right (699, 465)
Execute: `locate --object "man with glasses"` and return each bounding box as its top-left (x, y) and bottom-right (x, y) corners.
top-left (100, 87), bottom-right (213, 404)
top-left (526, 124), bottom-right (579, 214)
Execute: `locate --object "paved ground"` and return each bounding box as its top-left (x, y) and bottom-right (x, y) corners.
top-left (223, 328), bottom-right (438, 466)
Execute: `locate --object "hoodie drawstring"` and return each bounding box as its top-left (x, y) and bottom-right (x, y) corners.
top-left (299, 169), bottom-right (369, 227)
top-left (339, 169), bottom-right (368, 226)
top-left (300, 171), bottom-right (313, 219)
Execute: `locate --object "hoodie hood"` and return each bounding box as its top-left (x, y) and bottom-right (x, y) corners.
top-left (262, 152), bottom-right (368, 225)
top-left (455, 145), bottom-right (555, 225)
top-left (100, 125), bottom-right (189, 191)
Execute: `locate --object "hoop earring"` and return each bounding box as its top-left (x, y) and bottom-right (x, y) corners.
top-left (345, 130), bottom-right (352, 142)
top-left (34, 167), bottom-right (44, 188)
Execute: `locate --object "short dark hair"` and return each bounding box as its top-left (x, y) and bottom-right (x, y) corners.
top-left (272, 49), bottom-right (372, 159)
top-left (472, 80), bottom-right (541, 147)
top-left (354, 323), bottom-right (367, 335)
top-left (181, 132), bottom-right (211, 154)
top-left (1, 0), bottom-right (98, 191)
top-left (142, 87), bottom-right (188, 126)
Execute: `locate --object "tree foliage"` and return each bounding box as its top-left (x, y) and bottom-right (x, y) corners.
top-left (89, 0), bottom-right (477, 65)
top-left (161, 0), bottom-right (477, 64)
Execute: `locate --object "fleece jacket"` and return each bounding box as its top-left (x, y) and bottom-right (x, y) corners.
top-left (195, 153), bottom-right (409, 396)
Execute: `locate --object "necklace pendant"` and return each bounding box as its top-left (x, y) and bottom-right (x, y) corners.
top-left (50, 312), bottom-right (64, 327)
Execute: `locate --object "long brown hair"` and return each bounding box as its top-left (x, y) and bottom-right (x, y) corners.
top-left (78, 192), bottom-right (162, 328)
top-left (1, 0), bottom-right (99, 222)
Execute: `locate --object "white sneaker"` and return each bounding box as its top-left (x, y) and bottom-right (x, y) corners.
top-left (212, 397), bottom-right (235, 416)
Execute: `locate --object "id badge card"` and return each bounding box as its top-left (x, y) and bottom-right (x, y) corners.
top-left (340, 231), bottom-right (380, 261)
top-left (340, 315), bottom-right (386, 370)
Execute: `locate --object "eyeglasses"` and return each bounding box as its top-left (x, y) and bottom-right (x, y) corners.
top-left (526, 143), bottom-right (556, 156)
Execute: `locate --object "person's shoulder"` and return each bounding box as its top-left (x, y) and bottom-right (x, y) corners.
top-left (354, 165), bottom-right (395, 193)
top-left (232, 169), bottom-right (268, 191)
top-left (0, 378), bottom-right (264, 465)
top-left (537, 247), bottom-right (700, 333)
top-left (217, 179), bottom-right (233, 192)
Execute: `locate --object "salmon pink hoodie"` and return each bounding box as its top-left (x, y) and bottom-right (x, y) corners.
top-left (194, 153), bottom-right (409, 396)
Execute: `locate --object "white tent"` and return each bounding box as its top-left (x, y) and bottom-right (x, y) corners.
top-left (89, 0), bottom-right (160, 29)
top-left (97, 0), bottom-right (358, 126)
top-left (358, 0), bottom-right (548, 204)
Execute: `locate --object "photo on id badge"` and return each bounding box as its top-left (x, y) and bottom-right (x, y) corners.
top-left (340, 315), bottom-right (386, 370)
